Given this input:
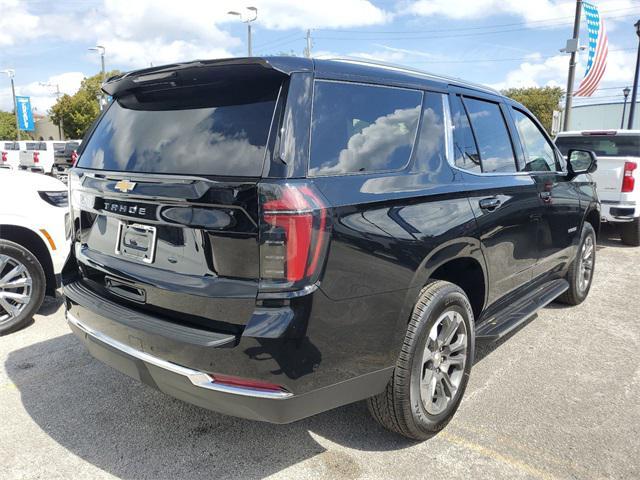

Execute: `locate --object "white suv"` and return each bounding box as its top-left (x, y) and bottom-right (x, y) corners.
top-left (556, 130), bottom-right (640, 246)
top-left (0, 170), bottom-right (71, 334)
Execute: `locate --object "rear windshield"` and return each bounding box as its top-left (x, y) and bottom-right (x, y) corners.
top-left (556, 135), bottom-right (640, 157)
top-left (64, 142), bottom-right (79, 153)
top-left (26, 142), bottom-right (46, 150)
top-left (77, 74), bottom-right (282, 177)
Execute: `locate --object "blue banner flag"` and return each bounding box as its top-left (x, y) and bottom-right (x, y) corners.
top-left (16, 96), bottom-right (34, 131)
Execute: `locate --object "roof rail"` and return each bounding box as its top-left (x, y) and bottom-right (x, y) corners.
top-left (319, 56), bottom-right (501, 95)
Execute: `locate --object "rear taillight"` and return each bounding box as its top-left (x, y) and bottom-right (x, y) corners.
top-left (1, 152), bottom-right (6, 162)
top-left (71, 150), bottom-right (78, 166)
top-left (622, 161), bottom-right (637, 193)
top-left (259, 182), bottom-right (330, 291)
top-left (33, 151), bottom-right (39, 163)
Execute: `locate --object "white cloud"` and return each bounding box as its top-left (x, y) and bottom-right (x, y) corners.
top-left (404, 0), bottom-right (637, 24)
top-left (0, 0), bottom-right (390, 69)
top-left (0, 0), bottom-right (40, 47)
top-left (490, 45), bottom-right (637, 94)
top-left (0, 72), bottom-right (85, 112)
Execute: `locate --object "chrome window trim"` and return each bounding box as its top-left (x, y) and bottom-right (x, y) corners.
top-left (67, 312), bottom-right (293, 400)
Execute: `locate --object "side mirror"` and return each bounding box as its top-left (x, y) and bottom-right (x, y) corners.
top-left (567, 149), bottom-right (597, 178)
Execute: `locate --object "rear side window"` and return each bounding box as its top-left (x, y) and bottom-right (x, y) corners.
top-left (309, 81), bottom-right (422, 176)
top-left (450, 95), bottom-right (481, 173)
top-left (512, 109), bottom-right (557, 171)
top-left (77, 72), bottom-right (282, 176)
top-left (412, 92), bottom-right (447, 173)
top-left (463, 98), bottom-right (516, 173)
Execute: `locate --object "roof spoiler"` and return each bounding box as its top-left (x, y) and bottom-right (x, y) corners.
top-left (102, 56), bottom-right (313, 98)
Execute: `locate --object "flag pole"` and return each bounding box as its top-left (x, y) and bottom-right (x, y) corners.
top-left (563, 0), bottom-right (583, 132)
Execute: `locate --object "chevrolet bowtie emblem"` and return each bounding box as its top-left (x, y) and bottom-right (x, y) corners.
top-left (114, 180), bottom-right (136, 193)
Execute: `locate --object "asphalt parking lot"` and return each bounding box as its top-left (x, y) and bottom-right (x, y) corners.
top-left (1, 225), bottom-right (638, 480)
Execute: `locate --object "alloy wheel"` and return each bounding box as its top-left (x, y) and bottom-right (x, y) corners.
top-left (0, 254), bottom-right (33, 324)
top-left (578, 235), bottom-right (595, 293)
top-left (420, 309), bottom-right (468, 415)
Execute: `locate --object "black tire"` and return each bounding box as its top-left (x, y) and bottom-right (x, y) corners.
top-left (556, 222), bottom-right (596, 305)
top-left (0, 240), bottom-right (46, 335)
top-left (367, 281), bottom-right (475, 440)
top-left (620, 218), bottom-right (640, 247)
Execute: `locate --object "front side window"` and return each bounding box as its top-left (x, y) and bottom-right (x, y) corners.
top-left (463, 98), bottom-right (516, 173)
top-left (309, 81), bottom-right (422, 176)
top-left (512, 109), bottom-right (558, 172)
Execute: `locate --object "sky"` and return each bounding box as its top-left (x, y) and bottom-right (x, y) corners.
top-left (1, 0), bottom-right (639, 114)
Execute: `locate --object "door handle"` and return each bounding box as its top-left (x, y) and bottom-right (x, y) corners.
top-left (479, 197), bottom-right (501, 211)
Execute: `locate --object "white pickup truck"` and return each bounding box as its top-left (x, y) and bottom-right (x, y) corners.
top-left (18, 141), bottom-right (59, 174)
top-left (556, 130), bottom-right (640, 246)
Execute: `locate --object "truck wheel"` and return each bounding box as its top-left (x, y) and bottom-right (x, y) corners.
top-left (0, 240), bottom-right (46, 335)
top-left (367, 281), bottom-right (474, 440)
top-left (557, 222), bottom-right (596, 305)
top-left (620, 218), bottom-right (640, 247)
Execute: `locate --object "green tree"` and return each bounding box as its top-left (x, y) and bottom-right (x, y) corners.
top-left (0, 111), bottom-right (17, 140)
top-left (50, 70), bottom-right (119, 139)
top-left (501, 86), bottom-right (564, 133)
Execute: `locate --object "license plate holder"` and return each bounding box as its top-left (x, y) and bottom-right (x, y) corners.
top-left (115, 222), bottom-right (157, 264)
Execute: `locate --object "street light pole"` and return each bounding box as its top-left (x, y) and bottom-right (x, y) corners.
top-left (562, 0), bottom-right (583, 132)
top-left (228, 7), bottom-right (258, 56)
top-left (627, 20), bottom-right (640, 130)
top-left (1, 69), bottom-right (20, 141)
top-left (89, 45), bottom-right (106, 110)
top-left (621, 87), bottom-right (631, 129)
top-left (40, 82), bottom-right (64, 140)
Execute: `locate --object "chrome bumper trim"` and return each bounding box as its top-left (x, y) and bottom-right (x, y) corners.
top-left (67, 311), bottom-right (292, 400)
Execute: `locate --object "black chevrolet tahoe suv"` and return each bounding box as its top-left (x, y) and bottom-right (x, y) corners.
top-left (63, 57), bottom-right (600, 440)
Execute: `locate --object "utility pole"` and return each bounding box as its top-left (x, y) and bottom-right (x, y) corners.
top-left (627, 20), bottom-right (640, 129)
top-left (1, 70), bottom-right (20, 141)
top-left (304, 29), bottom-right (312, 58)
top-left (562, 0), bottom-right (583, 132)
top-left (40, 82), bottom-right (64, 140)
top-left (228, 7), bottom-right (258, 56)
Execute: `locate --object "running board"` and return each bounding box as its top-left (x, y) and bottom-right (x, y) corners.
top-left (476, 279), bottom-right (569, 341)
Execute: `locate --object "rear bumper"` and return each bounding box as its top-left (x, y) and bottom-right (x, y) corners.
top-left (63, 280), bottom-right (393, 423)
top-left (601, 202), bottom-right (638, 223)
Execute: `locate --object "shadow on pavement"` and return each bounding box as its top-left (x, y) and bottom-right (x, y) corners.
top-left (6, 333), bottom-right (418, 479)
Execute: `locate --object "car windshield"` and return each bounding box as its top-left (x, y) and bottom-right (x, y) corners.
top-left (556, 135), bottom-right (640, 157)
top-left (77, 72), bottom-right (282, 177)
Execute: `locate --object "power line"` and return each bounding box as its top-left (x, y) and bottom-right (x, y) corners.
top-left (313, 6), bottom-right (640, 34)
top-left (406, 47), bottom-right (637, 65)
top-left (313, 12), bottom-right (640, 41)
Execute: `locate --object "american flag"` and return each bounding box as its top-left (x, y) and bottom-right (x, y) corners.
top-left (574, 2), bottom-right (608, 97)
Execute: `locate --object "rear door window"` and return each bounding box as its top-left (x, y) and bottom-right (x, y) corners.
top-left (450, 95), bottom-right (481, 173)
top-left (77, 74), bottom-right (282, 176)
top-left (309, 81), bottom-right (422, 176)
top-left (3, 142), bottom-right (18, 150)
top-left (463, 97), bottom-right (517, 173)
